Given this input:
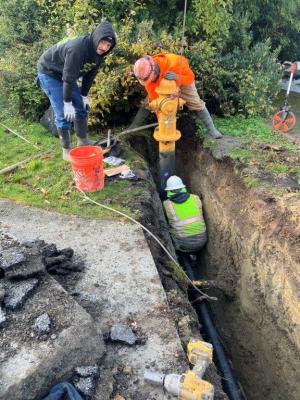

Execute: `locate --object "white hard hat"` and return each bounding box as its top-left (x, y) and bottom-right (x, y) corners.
top-left (165, 175), bottom-right (186, 191)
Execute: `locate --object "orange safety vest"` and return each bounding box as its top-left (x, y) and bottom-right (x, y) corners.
top-left (145, 53), bottom-right (195, 100)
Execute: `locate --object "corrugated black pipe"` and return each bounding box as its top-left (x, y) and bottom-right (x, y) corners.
top-left (179, 253), bottom-right (246, 400)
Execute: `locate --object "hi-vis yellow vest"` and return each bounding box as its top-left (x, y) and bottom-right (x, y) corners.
top-left (163, 195), bottom-right (206, 238)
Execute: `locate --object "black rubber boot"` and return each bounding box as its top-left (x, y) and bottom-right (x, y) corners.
top-left (57, 128), bottom-right (71, 161)
top-left (74, 118), bottom-right (96, 146)
top-left (195, 107), bottom-right (222, 139)
top-left (129, 107), bottom-right (151, 129)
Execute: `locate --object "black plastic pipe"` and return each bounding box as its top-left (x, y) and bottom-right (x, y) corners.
top-left (179, 253), bottom-right (245, 400)
top-left (159, 150), bottom-right (175, 196)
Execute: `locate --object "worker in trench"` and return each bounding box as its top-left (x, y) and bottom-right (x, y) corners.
top-left (131, 53), bottom-right (222, 139)
top-left (37, 21), bottom-right (116, 161)
top-left (163, 175), bottom-right (207, 253)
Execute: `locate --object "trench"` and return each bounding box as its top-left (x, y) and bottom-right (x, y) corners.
top-left (129, 115), bottom-right (299, 400)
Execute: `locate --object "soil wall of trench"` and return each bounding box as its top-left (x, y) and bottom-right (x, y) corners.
top-left (174, 126), bottom-right (300, 400)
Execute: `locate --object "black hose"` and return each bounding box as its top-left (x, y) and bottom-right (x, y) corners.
top-left (179, 253), bottom-right (245, 400)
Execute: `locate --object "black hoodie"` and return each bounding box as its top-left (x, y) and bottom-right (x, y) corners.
top-left (37, 21), bottom-right (116, 102)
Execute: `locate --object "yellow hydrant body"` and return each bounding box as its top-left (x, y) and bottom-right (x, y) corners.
top-left (149, 78), bottom-right (185, 192)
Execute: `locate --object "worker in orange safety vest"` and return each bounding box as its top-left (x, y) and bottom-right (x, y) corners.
top-left (130, 53), bottom-right (222, 139)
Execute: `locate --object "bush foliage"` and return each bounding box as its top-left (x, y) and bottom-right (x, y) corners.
top-left (0, 0), bottom-right (293, 126)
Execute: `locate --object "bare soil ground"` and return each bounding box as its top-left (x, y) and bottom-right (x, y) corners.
top-left (175, 125), bottom-right (300, 400)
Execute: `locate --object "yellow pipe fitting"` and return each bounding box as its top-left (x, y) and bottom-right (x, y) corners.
top-left (149, 78), bottom-right (185, 151)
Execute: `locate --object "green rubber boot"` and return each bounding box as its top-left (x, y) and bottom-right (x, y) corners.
top-left (195, 108), bottom-right (222, 139)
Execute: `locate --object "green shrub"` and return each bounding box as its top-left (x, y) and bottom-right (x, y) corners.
top-left (89, 17), bottom-right (181, 126)
top-left (0, 42), bottom-right (49, 120)
top-left (188, 38), bottom-right (281, 117)
top-left (232, 0), bottom-right (300, 61)
top-left (0, 0), bottom-right (285, 125)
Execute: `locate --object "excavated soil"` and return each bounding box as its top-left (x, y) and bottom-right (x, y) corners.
top-left (174, 122), bottom-right (300, 400)
top-left (130, 176), bottom-right (228, 399)
top-left (129, 116), bottom-right (300, 400)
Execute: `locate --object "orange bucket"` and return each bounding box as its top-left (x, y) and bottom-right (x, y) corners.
top-left (69, 146), bottom-right (104, 192)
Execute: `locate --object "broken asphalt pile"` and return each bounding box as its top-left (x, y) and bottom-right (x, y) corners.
top-left (0, 234), bottom-right (104, 400)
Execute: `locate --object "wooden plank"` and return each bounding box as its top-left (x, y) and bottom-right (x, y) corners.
top-left (104, 164), bottom-right (130, 177)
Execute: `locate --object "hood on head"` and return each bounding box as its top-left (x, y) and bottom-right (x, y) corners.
top-left (91, 21), bottom-right (116, 54)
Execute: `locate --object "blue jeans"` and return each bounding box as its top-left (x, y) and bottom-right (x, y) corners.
top-left (37, 72), bottom-right (87, 130)
top-left (42, 382), bottom-right (83, 400)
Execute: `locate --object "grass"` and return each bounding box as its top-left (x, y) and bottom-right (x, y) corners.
top-left (1, 91), bottom-right (298, 213)
top-left (273, 91), bottom-right (300, 114)
top-left (243, 176), bottom-right (260, 188)
top-left (265, 163), bottom-right (290, 174)
top-left (0, 96), bottom-right (149, 219)
top-left (214, 115), bottom-right (296, 151)
top-left (228, 148), bottom-right (258, 162)
top-left (196, 110), bottom-right (300, 192)
top-left (196, 112), bottom-right (297, 154)
top-left (291, 167), bottom-right (300, 183)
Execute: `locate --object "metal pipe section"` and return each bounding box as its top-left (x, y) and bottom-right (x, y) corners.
top-left (179, 253), bottom-right (245, 400)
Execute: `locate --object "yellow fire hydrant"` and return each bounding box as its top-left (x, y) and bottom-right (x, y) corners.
top-left (149, 78), bottom-right (185, 193)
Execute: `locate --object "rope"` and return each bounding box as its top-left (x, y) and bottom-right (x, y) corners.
top-left (0, 122), bottom-right (41, 150)
top-left (78, 189), bottom-right (217, 302)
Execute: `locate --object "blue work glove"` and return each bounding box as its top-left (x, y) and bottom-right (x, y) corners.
top-left (63, 102), bottom-right (76, 122)
top-left (164, 72), bottom-right (177, 81)
top-left (81, 95), bottom-right (90, 111)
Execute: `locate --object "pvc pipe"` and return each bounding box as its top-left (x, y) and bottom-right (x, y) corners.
top-left (144, 370), bottom-right (165, 386)
top-left (164, 374), bottom-right (181, 396)
top-left (107, 129), bottom-right (111, 148)
top-left (179, 253), bottom-right (245, 400)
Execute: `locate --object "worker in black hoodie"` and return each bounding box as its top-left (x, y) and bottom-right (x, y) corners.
top-left (37, 21), bottom-right (116, 161)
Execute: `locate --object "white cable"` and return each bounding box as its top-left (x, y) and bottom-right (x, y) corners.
top-left (0, 122), bottom-right (40, 150)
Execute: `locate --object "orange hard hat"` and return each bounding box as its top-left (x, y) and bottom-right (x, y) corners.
top-left (133, 56), bottom-right (156, 85)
